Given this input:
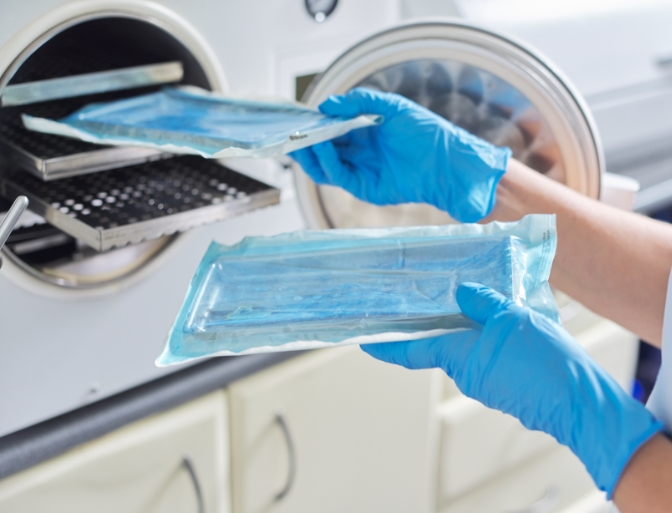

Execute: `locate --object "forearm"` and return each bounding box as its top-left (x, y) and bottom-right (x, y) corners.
top-left (612, 434), bottom-right (672, 512)
top-left (485, 159), bottom-right (672, 346)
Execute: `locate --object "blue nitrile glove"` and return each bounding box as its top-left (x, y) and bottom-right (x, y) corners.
top-left (362, 283), bottom-right (664, 498)
top-left (289, 88), bottom-right (511, 223)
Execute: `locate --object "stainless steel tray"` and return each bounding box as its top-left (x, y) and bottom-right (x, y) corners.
top-left (0, 88), bottom-right (166, 180)
top-left (0, 156), bottom-right (280, 251)
top-left (1, 61), bottom-right (183, 107)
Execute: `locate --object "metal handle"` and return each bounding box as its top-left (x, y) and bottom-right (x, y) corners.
top-left (182, 452), bottom-right (205, 513)
top-left (0, 196), bottom-right (28, 251)
top-left (504, 486), bottom-right (560, 513)
top-left (274, 407), bottom-right (296, 501)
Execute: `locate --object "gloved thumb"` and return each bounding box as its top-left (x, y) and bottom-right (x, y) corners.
top-left (456, 283), bottom-right (513, 325)
top-left (319, 87), bottom-right (398, 118)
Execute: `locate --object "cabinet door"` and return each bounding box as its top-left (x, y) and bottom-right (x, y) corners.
top-left (440, 446), bottom-right (594, 513)
top-left (228, 346), bottom-right (441, 513)
top-left (437, 395), bottom-right (557, 502)
top-left (0, 391), bottom-right (230, 513)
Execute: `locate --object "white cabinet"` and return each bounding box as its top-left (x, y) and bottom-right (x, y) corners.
top-left (437, 395), bottom-right (557, 502)
top-left (228, 346), bottom-right (442, 513)
top-left (440, 446), bottom-right (594, 513)
top-left (0, 391), bottom-right (231, 513)
top-left (0, 307), bottom-right (637, 513)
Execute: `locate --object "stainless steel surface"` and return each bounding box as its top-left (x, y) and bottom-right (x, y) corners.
top-left (0, 136), bottom-right (167, 180)
top-left (0, 195), bottom-right (28, 250)
top-left (0, 13), bottom-right (210, 180)
top-left (294, 21), bottom-right (603, 229)
top-left (274, 407), bottom-right (297, 502)
top-left (0, 13), bottom-right (213, 180)
top-left (1, 61), bottom-right (183, 107)
top-left (0, 89), bottom-right (169, 180)
top-left (1, 155), bottom-right (280, 251)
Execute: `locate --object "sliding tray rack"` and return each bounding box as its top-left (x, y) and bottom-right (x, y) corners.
top-left (0, 20), bottom-right (190, 180)
top-left (0, 155), bottom-right (280, 251)
top-left (0, 88), bottom-right (171, 181)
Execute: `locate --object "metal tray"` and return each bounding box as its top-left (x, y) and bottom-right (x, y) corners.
top-left (1, 61), bottom-right (183, 107)
top-left (0, 88), bottom-right (167, 180)
top-left (0, 155), bottom-right (280, 251)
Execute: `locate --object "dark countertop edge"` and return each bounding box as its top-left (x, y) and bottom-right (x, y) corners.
top-left (0, 351), bottom-right (302, 480)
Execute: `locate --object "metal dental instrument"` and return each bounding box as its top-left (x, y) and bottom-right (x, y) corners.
top-left (0, 196), bottom-right (29, 269)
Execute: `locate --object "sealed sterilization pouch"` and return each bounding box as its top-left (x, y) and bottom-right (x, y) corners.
top-left (157, 214), bottom-right (558, 366)
top-left (21, 86), bottom-right (380, 159)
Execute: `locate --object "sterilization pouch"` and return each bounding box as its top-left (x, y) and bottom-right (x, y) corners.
top-left (157, 214), bottom-right (558, 366)
top-left (21, 86), bottom-right (380, 159)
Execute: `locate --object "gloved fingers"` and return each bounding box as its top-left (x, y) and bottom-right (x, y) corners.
top-left (361, 340), bottom-right (431, 369)
top-left (310, 141), bottom-right (364, 194)
top-left (456, 282), bottom-right (514, 325)
top-left (288, 148), bottom-right (330, 185)
top-left (361, 331), bottom-right (481, 371)
top-left (319, 87), bottom-right (399, 118)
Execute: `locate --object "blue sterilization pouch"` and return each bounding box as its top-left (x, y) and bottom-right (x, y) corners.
top-left (157, 214), bottom-right (559, 366)
top-left (21, 86), bottom-right (380, 158)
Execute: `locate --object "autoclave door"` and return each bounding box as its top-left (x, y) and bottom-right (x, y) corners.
top-left (292, 21), bottom-right (604, 229)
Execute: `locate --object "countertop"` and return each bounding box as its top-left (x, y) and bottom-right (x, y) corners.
top-left (0, 351), bottom-right (301, 480)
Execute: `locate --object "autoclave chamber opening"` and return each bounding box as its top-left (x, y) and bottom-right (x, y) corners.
top-left (0, 15), bottom-right (217, 289)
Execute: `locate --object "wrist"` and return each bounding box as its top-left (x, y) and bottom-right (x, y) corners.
top-left (612, 433), bottom-right (672, 512)
top-left (560, 355), bottom-right (665, 498)
top-left (443, 139), bottom-right (510, 223)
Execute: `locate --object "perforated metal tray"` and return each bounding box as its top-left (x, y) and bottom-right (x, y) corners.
top-left (1, 61), bottom-right (183, 107)
top-left (0, 155), bottom-right (280, 251)
top-left (0, 88), bottom-right (167, 180)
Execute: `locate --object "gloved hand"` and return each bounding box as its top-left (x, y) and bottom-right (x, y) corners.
top-left (290, 88), bottom-right (511, 223)
top-left (362, 283), bottom-right (664, 497)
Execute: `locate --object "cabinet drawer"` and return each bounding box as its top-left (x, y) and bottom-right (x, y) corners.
top-left (437, 395), bottom-right (557, 502)
top-left (440, 446), bottom-right (595, 513)
top-left (229, 346), bottom-right (442, 513)
top-left (0, 391), bottom-right (230, 513)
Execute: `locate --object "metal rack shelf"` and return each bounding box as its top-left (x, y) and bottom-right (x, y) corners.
top-left (1, 61), bottom-right (183, 107)
top-left (0, 155), bottom-right (280, 251)
top-left (0, 88), bottom-right (168, 180)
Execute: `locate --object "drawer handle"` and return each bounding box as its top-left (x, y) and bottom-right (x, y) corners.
top-left (274, 407), bottom-right (297, 501)
top-left (182, 452), bottom-right (205, 513)
top-left (504, 486), bottom-right (560, 513)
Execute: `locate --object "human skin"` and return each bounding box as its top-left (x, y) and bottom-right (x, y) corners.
top-left (487, 159), bottom-right (672, 348)
top-left (487, 159), bottom-right (672, 511)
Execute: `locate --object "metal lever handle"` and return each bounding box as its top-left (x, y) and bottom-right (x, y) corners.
top-left (182, 452), bottom-right (205, 513)
top-left (274, 407), bottom-right (296, 501)
top-left (0, 196), bottom-right (28, 250)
